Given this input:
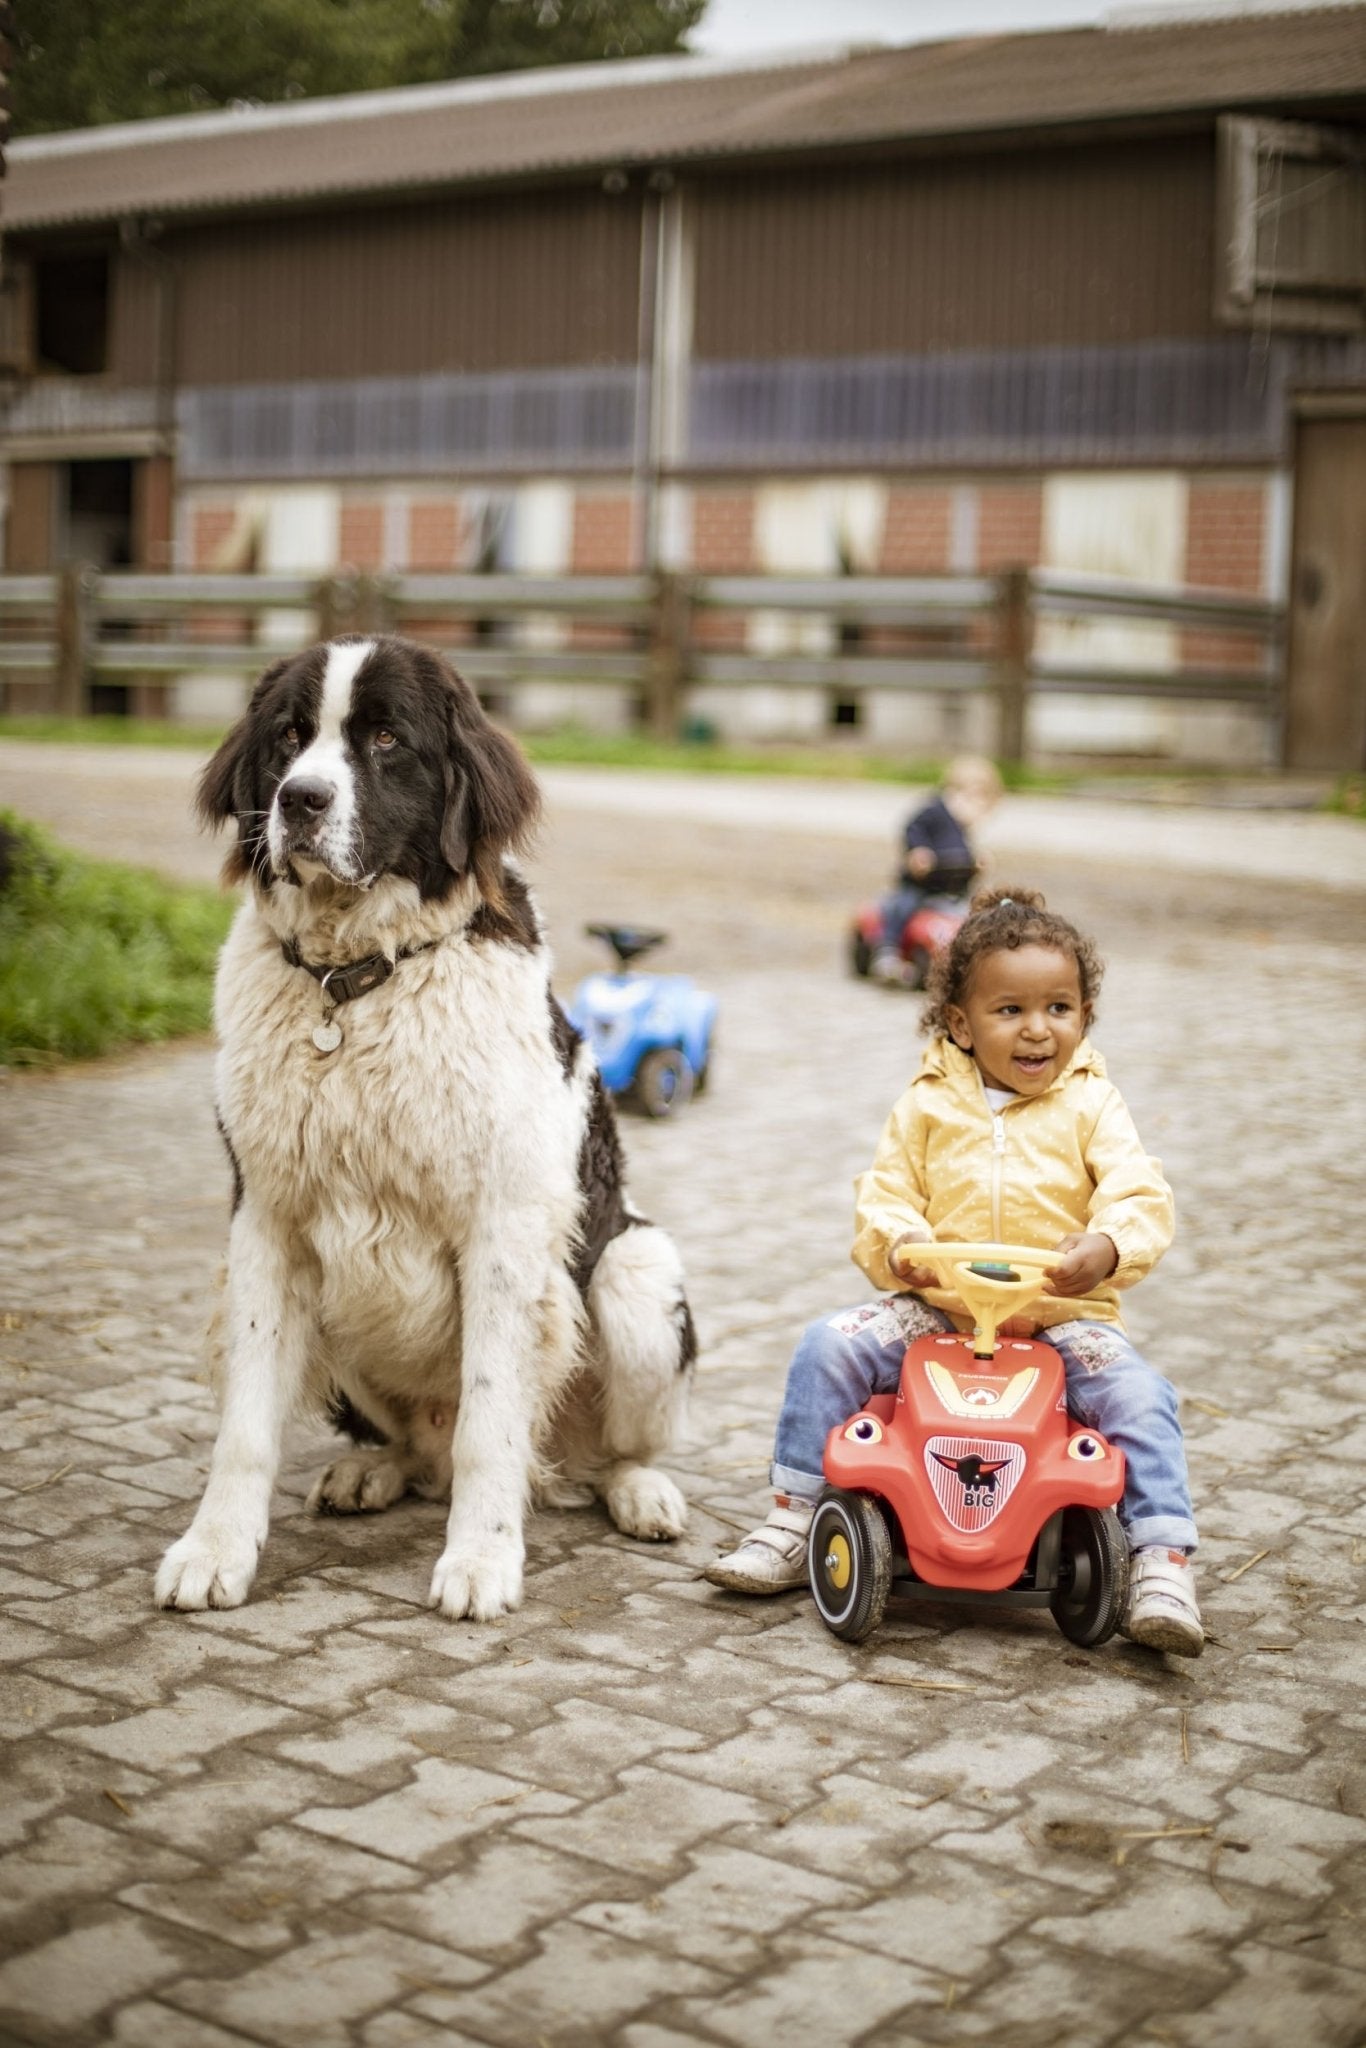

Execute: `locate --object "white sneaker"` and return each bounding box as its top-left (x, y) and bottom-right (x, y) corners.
top-left (872, 948), bottom-right (906, 987)
top-left (1124, 1546), bottom-right (1204, 1657)
top-left (703, 1499), bottom-right (814, 1594)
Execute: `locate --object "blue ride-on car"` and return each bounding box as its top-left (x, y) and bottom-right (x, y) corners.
top-left (568, 925), bottom-right (718, 1118)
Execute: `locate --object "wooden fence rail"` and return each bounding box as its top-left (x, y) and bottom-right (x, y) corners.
top-left (0, 564), bottom-right (1284, 763)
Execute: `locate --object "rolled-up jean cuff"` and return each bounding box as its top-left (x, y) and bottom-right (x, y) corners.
top-left (1124, 1514), bottom-right (1198, 1555)
top-left (770, 1461), bottom-right (824, 1503)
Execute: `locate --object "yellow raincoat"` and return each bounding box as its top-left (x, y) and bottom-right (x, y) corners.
top-left (851, 1035), bottom-right (1174, 1331)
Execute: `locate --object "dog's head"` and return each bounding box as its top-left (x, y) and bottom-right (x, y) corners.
top-left (197, 636), bottom-right (541, 906)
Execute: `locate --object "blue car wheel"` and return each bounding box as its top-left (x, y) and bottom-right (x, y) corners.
top-left (636, 1047), bottom-right (693, 1118)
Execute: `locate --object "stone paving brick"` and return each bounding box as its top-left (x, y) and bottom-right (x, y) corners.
top-left (360, 1836), bottom-right (632, 1956)
top-left (0, 1908), bottom-right (204, 2039)
top-left (29, 1617), bottom-right (276, 1708)
top-left (298, 1755), bottom-right (579, 1865)
top-left (60, 1680), bottom-right (301, 1772)
top-left (0, 1815), bottom-right (198, 1937)
top-left (169, 1923), bottom-right (490, 2047)
top-left (360, 2015), bottom-right (490, 2048)
top-left (513, 1762), bottom-right (771, 1877)
top-left (408, 1920), bottom-right (723, 2044)
top-left (578, 1843), bottom-right (862, 1972)
top-left (120, 1821), bottom-right (421, 1955)
top-left (111, 1755), bottom-right (347, 1856)
top-left (669, 1933), bottom-right (939, 2044)
top-left (107, 2006), bottom-right (265, 2048)
top-left (1117, 1943), bottom-right (1366, 2048)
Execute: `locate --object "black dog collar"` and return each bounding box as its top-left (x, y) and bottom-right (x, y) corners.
top-left (281, 938), bottom-right (437, 1052)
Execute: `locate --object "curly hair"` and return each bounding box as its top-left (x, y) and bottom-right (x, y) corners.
top-left (921, 887), bottom-right (1105, 1038)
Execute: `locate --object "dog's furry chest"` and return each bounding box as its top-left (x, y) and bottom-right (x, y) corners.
top-left (212, 903), bottom-right (583, 1381)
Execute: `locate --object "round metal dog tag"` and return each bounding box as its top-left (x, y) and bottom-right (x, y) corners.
top-left (312, 1020), bottom-right (343, 1054)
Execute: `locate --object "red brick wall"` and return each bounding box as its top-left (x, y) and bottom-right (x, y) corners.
top-left (879, 487), bottom-right (952, 573)
top-left (692, 490), bottom-right (756, 574)
top-left (690, 490), bottom-right (755, 650)
top-left (977, 484), bottom-right (1043, 573)
top-left (339, 500), bottom-right (384, 571)
top-left (408, 499), bottom-right (465, 573)
top-left (571, 493), bottom-right (635, 574)
top-left (1185, 480), bottom-right (1264, 592)
top-left (188, 502), bottom-right (251, 645)
top-left (190, 504), bottom-right (237, 569)
top-left (1183, 478), bottom-right (1266, 669)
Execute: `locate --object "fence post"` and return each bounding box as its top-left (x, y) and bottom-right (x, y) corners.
top-left (313, 576), bottom-right (345, 642)
top-left (993, 567), bottom-right (1030, 767)
top-left (54, 562), bottom-right (95, 717)
top-left (645, 570), bottom-right (690, 739)
top-left (352, 574), bottom-right (396, 635)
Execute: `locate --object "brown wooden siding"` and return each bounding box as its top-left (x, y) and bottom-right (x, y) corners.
top-left (692, 136), bottom-right (1218, 360)
top-left (109, 251), bottom-right (164, 387)
top-left (169, 187), bottom-right (644, 385)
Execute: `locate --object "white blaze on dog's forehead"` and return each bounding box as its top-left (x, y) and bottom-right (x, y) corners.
top-left (287, 638), bottom-right (375, 785)
top-left (318, 638), bottom-right (376, 741)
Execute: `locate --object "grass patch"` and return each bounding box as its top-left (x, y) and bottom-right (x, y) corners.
top-left (1327, 775), bottom-right (1366, 821)
top-left (0, 811), bottom-right (233, 1068)
top-left (0, 711), bottom-right (1067, 789)
top-left (0, 713), bottom-right (227, 749)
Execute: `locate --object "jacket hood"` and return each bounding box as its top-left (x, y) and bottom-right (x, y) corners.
top-left (915, 1033), bottom-right (1107, 1090)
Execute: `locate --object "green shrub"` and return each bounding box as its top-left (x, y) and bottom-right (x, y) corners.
top-left (0, 812), bottom-right (233, 1067)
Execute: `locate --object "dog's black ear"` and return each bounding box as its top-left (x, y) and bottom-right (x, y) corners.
top-left (195, 655), bottom-right (295, 883)
top-left (434, 655), bottom-right (541, 903)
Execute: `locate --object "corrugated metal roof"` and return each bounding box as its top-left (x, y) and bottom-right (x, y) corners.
top-left (6, 6), bottom-right (1366, 233)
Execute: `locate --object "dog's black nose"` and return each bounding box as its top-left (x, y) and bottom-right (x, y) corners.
top-left (279, 776), bottom-right (335, 820)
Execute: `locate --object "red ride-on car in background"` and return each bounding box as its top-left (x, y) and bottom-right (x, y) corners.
top-left (809, 1244), bottom-right (1129, 1649)
top-left (848, 857), bottom-right (977, 990)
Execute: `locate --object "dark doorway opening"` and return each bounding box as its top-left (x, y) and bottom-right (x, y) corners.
top-left (63, 460), bottom-right (135, 715)
top-left (35, 252), bottom-right (110, 376)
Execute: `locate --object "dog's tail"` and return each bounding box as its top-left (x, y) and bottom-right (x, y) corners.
top-left (588, 1221), bottom-right (695, 1462)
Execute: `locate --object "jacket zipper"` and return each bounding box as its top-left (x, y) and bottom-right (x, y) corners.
top-left (991, 1112), bottom-right (1006, 1239)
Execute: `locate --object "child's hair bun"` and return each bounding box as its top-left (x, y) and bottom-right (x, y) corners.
top-left (968, 885), bottom-right (1047, 917)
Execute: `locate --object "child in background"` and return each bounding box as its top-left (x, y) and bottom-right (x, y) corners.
top-left (706, 887), bottom-right (1203, 1656)
top-left (873, 754), bottom-right (1002, 986)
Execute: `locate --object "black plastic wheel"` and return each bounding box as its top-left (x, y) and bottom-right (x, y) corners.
top-left (635, 1047), bottom-right (693, 1118)
top-left (850, 930), bottom-right (874, 978)
top-left (1050, 1505), bottom-right (1128, 1647)
top-left (809, 1487), bottom-right (893, 1643)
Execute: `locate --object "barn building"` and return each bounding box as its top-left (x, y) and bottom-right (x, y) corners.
top-left (1, 3), bottom-right (1364, 763)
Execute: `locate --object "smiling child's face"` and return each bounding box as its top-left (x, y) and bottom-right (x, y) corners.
top-left (946, 943), bottom-right (1089, 1097)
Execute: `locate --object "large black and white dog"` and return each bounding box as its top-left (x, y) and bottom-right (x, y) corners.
top-left (157, 635), bottom-right (694, 1621)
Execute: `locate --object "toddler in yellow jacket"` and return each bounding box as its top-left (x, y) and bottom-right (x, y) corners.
top-left (706, 887), bottom-right (1202, 1656)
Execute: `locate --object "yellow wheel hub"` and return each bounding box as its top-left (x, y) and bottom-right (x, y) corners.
top-left (823, 1530), bottom-right (852, 1591)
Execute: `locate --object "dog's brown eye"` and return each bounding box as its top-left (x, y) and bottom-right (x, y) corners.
top-left (374, 729), bottom-right (397, 750)
top-left (283, 725), bottom-right (300, 751)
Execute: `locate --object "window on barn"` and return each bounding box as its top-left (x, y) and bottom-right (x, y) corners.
top-left (1216, 116), bottom-right (1366, 335)
top-left (33, 252), bottom-right (110, 375)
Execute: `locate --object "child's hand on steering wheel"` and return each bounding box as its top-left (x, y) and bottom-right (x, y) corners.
top-left (1044, 1232), bottom-right (1118, 1297)
top-left (887, 1223), bottom-right (938, 1291)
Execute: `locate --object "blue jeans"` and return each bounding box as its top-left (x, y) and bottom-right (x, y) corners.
top-left (770, 1294), bottom-right (1198, 1553)
top-left (879, 883), bottom-right (924, 951)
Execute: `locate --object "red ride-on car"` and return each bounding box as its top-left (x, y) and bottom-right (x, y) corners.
top-left (849, 858), bottom-right (977, 990)
top-left (849, 894), bottom-right (966, 990)
top-left (809, 1244), bottom-right (1129, 1648)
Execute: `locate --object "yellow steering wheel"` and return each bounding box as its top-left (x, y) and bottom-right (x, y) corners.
top-left (909, 1241), bottom-right (1059, 1358)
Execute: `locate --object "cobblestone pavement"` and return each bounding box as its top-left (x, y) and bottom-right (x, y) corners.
top-left (2, 744), bottom-right (1365, 2048)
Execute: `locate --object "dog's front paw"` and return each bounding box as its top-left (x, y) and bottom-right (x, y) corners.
top-left (429, 1531), bottom-right (524, 1621)
top-left (603, 1463), bottom-right (688, 1541)
top-left (156, 1522), bottom-right (260, 1611)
